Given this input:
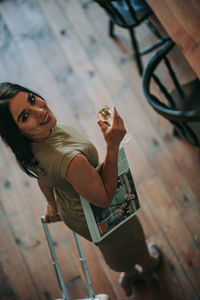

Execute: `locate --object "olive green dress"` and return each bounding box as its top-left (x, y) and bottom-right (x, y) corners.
top-left (31, 124), bottom-right (148, 272)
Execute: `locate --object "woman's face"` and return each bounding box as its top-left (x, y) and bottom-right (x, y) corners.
top-left (9, 91), bottom-right (57, 142)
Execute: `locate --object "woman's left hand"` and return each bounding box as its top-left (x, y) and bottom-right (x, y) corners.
top-left (44, 203), bottom-right (62, 223)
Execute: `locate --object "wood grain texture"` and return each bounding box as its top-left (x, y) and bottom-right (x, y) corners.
top-left (146, 0), bottom-right (200, 78)
top-left (0, 0), bottom-right (199, 299)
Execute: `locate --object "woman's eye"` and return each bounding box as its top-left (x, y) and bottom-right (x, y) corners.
top-left (22, 112), bottom-right (29, 122)
top-left (30, 95), bottom-right (35, 104)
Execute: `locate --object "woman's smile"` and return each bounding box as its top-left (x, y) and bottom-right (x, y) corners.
top-left (40, 111), bottom-right (51, 125)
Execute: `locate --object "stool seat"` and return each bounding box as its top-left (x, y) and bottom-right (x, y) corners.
top-left (94, 0), bottom-right (167, 75)
top-left (142, 39), bottom-right (200, 147)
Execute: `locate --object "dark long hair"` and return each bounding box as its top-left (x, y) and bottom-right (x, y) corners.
top-left (0, 82), bottom-right (43, 178)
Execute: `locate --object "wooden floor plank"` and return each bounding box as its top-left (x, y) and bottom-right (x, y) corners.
top-left (59, 0), bottom-right (200, 250)
top-left (83, 0), bottom-right (200, 198)
top-left (0, 0), bottom-right (199, 299)
top-left (0, 203), bottom-right (40, 300)
top-left (139, 176), bottom-right (200, 296)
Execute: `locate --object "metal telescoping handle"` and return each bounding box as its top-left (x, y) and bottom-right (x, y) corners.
top-left (41, 216), bottom-right (70, 300)
top-left (73, 232), bottom-right (97, 299)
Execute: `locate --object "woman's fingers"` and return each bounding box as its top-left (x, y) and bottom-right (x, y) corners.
top-left (44, 213), bottom-right (62, 223)
top-left (112, 107), bottom-right (125, 128)
top-left (98, 119), bottom-right (109, 131)
top-left (112, 107), bottom-right (119, 123)
top-left (98, 106), bottom-right (127, 145)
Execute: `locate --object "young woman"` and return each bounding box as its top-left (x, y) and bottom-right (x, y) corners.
top-left (0, 82), bottom-right (162, 297)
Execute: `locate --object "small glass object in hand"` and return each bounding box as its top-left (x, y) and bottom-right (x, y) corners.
top-left (97, 104), bottom-right (113, 126)
top-left (97, 104), bottom-right (131, 144)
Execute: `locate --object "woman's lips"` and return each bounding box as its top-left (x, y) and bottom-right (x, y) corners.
top-left (40, 112), bottom-right (51, 125)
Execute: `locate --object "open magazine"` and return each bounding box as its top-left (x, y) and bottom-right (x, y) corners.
top-left (80, 146), bottom-right (141, 243)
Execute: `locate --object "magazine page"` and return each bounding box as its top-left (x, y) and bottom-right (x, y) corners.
top-left (81, 146), bottom-right (140, 243)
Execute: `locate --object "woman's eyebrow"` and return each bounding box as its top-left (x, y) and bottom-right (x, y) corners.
top-left (17, 93), bottom-right (30, 122)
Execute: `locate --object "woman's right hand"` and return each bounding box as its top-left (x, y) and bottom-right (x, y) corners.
top-left (98, 107), bottom-right (127, 147)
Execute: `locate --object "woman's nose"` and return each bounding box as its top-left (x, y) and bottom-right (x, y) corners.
top-left (32, 106), bottom-right (45, 119)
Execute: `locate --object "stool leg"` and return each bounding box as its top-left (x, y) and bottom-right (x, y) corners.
top-left (41, 217), bottom-right (70, 300)
top-left (109, 20), bottom-right (115, 37)
top-left (129, 28), bottom-right (143, 76)
top-left (41, 219), bottom-right (110, 300)
top-left (73, 232), bottom-right (95, 299)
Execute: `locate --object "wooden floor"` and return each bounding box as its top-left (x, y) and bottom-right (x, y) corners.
top-left (0, 0), bottom-right (200, 299)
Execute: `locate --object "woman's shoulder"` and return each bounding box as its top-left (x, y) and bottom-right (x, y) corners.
top-left (31, 123), bottom-right (86, 159)
top-left (52, 123), bottom-right (86, 140)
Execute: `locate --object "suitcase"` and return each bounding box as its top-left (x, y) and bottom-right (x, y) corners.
top-left (41, 217), bottom-right (110, 300)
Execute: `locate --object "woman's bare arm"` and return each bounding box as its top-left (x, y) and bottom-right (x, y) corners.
top-left (66, 108), bottom-right (126, 208)
top-left (37, 178), bottom-right (62, 223)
